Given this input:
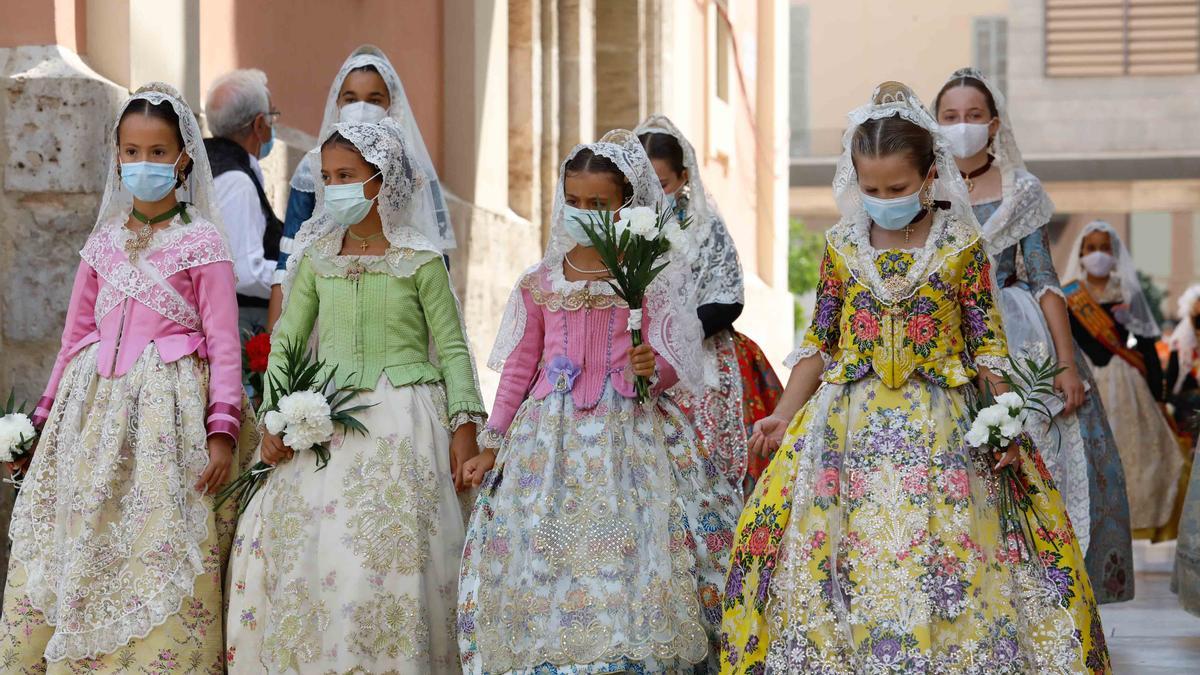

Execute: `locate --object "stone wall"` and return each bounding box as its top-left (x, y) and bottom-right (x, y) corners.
top-left (0, 45), bottom-right (127, 588)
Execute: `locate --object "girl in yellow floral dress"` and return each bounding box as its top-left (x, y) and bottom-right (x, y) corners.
top-left (719, 82), bottom-right (1110, 674)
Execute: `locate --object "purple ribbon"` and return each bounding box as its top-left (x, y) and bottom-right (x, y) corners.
top-left (546, 355), bottom-right (581, 393)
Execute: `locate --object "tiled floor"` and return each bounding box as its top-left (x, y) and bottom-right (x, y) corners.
top-left (1101, 541), bottom-right (1200, 673)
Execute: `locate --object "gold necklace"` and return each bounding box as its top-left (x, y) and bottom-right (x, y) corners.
top-left (347, 227), bottom-right (385, 252)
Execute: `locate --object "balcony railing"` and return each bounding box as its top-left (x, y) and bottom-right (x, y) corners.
top-left (1044, 0), bottom-right (1200, 76)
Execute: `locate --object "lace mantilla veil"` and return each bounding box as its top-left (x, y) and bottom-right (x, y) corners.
top-left (488, 129), bottom-right (710, 394)
top-left (280, 118), bottom-right (442, 306)
top-left (1062, 220), bottom-right (1162, 338)
top-left (1170, 284), bottom-right (1200, 394)
top-left (936, 67), bottom-right (1055, 257)
top-left (634, 114), bottom-right (745, 307)
top-left (289, 44), bottom-right (455, 250)
top-left (94, 82), bottom-right (231, 249)
top-left (783, 81), bottom-right (985, 369)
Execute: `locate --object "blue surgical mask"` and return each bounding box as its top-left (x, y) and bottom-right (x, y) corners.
top-left (121, 153), bottom-right (183, 202)
top-left (561, 205), bottom-right (602, 246)
top-left (258, 125), bottom-right (275, 159)
top-left (664, 192), bottom-right (677, 212)
top-left (860, 180), bottom-right (927, 231)
top-left (324, 171), bottom-right (381, 225)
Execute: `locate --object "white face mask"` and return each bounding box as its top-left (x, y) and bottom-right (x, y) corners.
top-left (940, 122), bottom-right (991, 159)
top-left (339, 101), bottom-right (388, 125)
top-left (1080, 251), bottom-right (1117, 278)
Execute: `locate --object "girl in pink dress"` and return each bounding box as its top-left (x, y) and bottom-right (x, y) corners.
top-left (0, 83), bottom-right (253, 673)
top-left (456, 130), bottom-right (740, 674)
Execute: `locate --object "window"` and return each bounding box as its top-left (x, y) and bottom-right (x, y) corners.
top-left (715, 7), bottom-right (731, 103)
top-left (1044, 0), bottom-right (1200, 76)
top-left (790, 3), bottom-right (811, 157)
top-left (973, 16), bottom-right (1008, 94)
top-left (707, 0), bottom-right (733, 160)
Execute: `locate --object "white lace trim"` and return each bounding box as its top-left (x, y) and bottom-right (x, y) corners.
top-left (1033, 284), bottom-right (1067, 303)
top-left (305, 228), bottom-right (440, 280)
top-left (450, 411), bottom-right (486, 433)
top-left (478, 426), bottom-right (506, 450)
top-left (979, 170), bottom-right (1055, 258)
top-left (783, 344), bottom-right (831, 370)
top-left (82, 216), bottom-right (231, 329)
top-left (829, 211), bottom-right (979, 306)
top-left (975, 354), bottom-right (1011, 376)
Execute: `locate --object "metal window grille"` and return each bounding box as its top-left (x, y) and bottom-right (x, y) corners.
top-left (1044, 0), bottom-right (1200, 76)
top-left (975, 17), bottom-right (1009, 94)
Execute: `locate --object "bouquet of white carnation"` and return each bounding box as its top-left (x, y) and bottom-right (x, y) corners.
top-left (966, 354), bottom-right (1067, 562)
top-left (575, 203), bottom-right (692, 403)
top-left (216, 338), bottom-right (372, 514)
top-left (0, 391), bottom-right (38, 485)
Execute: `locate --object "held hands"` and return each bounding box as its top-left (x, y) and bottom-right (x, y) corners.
top-left (260, 431), bottom-right (294, 466)
top-left (628, 344), bottom-right (657, 379)
top-left (462, 449), bottom-right (496, 488)
top-left (449, 423), bottom-right (480, 493)
top-left (196, 434), bottom-right (234, 495)
top-left (749, 414), bottom-right (789, 459)
top-left (1053, 365), bottom-right (1085, 416)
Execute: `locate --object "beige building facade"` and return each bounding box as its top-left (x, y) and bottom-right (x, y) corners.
top-left (788, 0), bottom-right (1200, 315)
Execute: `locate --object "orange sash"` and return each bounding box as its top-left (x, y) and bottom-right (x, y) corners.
top-left (1063, 280), bottom-right (1146, 375)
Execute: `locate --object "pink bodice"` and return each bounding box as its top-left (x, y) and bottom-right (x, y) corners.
top-left (486, 267), bottom-right (678, 439)
top-left (33, 216), bottom-right (243, 440)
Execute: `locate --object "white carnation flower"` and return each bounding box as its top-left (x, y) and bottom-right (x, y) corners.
top-left (621, 206), bottom-right (659, 239)
top-left (0, 413), bottom-right (35, 459)
top-left (995, 392), bottom-right (1024, 413)
top-left (278, 391), bottom-right (332, 425)
top-left (976, 404), bottom-right (1008, 427)
top-left (999, 416), bottom-right (1023, 440)
top-left (662, 220), bottom-right (692, 258)
top-left (964, 423), bottom-right (990, 447)
top-left (263, 410), bottom-right (287, 435)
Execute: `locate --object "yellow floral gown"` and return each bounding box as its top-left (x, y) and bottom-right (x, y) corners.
top-left (719, 214), bottom-right (1110, 674)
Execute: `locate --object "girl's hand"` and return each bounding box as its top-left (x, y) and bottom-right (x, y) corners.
top-left (1054, 366), bottom-right (1085, 416)
top-left (993, 441), bottom-right (1021, 470)
top-left (628, 344), bottom-right (657, 378)
top-left (450, 425), bottom-right (480, 493)
top-left (196, 435), bottom-right (234, 495)
top-left (462, 449), bottom-right (496, 487)
top-left (750, 414), bottom-right (789, 458)
top-left (6, 438), bottom-right (37, 478)
top-left (260, 431), bottom-right (294, 466)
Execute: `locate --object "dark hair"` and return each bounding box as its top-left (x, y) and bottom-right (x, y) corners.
top-left (117, 98), bottom-right (193, 186)
top-left (934, 76), bottom-right (999, 118)
top-left (563, 148), bottom-right (635, 204)
top-left (638, 132), bottom-right (685, 175)
top-left (320, 131), bottom-right (383, 177)
top-left (849, 83), bottom-right (935, 176)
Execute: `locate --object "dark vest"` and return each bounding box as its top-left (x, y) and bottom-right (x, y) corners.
top-left (204, 137), bottom-right (284, 308)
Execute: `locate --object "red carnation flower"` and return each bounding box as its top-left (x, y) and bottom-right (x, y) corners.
top-left (245, 332), bottom-right (272, 373)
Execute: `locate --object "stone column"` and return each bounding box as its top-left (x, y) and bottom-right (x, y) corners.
top-left (509, 0), bottom-right (542, 227)
top-left (558, 0), bottom-right (595, 152)
top-left (538, 0), bottom-right (560, 241)
top-left (594, 0), bottom-right (643, 137)
top-left (86, 0), bottom-right (201, 108)
top-left (0, 45), bottom-right (126, 588)
top-left (442, 0), bottom-right (541, 403)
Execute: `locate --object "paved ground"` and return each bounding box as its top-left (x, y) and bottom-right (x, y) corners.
top-left (1101, 541), bottom-right (1200, 674)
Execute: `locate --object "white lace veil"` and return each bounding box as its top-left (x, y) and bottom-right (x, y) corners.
top-left (634, 114), bottom-right (745, 306)
top-left (95, 82), bottom-right (229, 247)
top-left (833, 82), bottom-right (977, 230)
top-left (488, 129), bottom-right (709, 394)
top-left (1062, 220), bottom-right (1161, 338)
top-left (280, 118), bottom-right (441, 306)
top-left (289, 44), bottom-right (455, 250)
top-left (1170, 284), bottom-right (1200, 394)
top-left (935, 67), bottom-right (1055, 256)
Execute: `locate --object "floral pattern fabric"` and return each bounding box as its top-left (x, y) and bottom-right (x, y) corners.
top-left (0, 344), bottom-right (256, 673)
top-left (458, 384), bottom-right (740, 673)
top-left (720, 222), bottom-right (1109, 674)
top-left (225, 380), bottom-right (467, 674)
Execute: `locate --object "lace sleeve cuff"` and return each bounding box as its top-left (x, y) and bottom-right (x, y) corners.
top-left (1033, 285), bottom-right (1066, 303)
top-left (478, 426), bottom-right (506, 450)
top-left (783, 344), bottom-right (832, 370)
top-left (449, 411), bottom-right (487, 433)
top-left (975, 354), bottom-right (1012, 376)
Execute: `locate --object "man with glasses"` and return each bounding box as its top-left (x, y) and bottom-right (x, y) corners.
top-left (204, 68), bottom-right (284, 332)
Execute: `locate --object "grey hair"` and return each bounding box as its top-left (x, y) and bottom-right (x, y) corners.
top-left (205, 68), bottom-right (270, 138)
